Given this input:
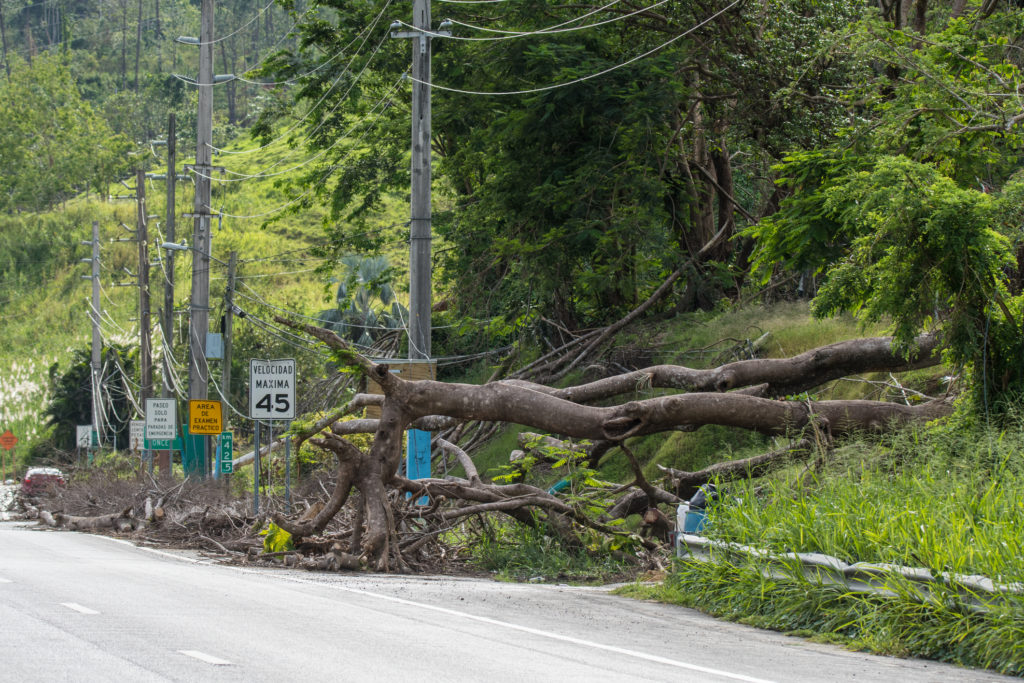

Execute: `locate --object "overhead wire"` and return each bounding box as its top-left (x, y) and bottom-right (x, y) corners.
top-left (399, 0), bottom-right (672, 42)
top-left (202, 77), bottom-right (403, 218)
top-left (411, 0), bottom-right (742, 96)
top-left (201, 43), bottom-right (398, 181)
top-left (209, 0), bottom-right (395, 156)
top-left (191, 0), bottom-right (277, 46)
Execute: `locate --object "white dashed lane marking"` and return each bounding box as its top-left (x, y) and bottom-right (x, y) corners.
top-left (178, 650), bottom-right (231, 666)
top-left (61, 602), bottom-right (100, 615)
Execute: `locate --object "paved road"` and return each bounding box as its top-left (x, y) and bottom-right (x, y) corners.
top-left (0, 521), bottom-right (1011, 682)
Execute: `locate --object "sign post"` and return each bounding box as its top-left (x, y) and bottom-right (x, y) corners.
top-left (249, 359), bottom-right (296, 514)
top-left (145, 399), bottom-right (177, 441)
top-left (188, 400), bottom-right (223, 435)
top-left (76, 425), bottom-right (92, 465)
top-left (248, 359), bottom-right (296, 421)
top-left (129, 420), bottom-right (147, 475)
top-left (145, 398), bottom-right (177, 478)
top-left (219, 432), bottom-right (233, 474)
top-left (0, 430), bottom-right (16, 482)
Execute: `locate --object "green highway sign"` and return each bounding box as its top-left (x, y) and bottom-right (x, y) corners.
top-left (145, 436), bottom-right (182, 451)
top-left (219, 432), bottom-right (234, 474)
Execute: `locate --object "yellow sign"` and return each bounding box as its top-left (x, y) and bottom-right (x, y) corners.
top-left (189, 399), bottom-right (223, 435)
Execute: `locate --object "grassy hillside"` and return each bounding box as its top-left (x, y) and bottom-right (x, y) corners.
top-left (0, 128), bottom-right (412, 468)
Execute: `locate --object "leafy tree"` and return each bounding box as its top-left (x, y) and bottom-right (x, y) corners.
top-left (256, 0), bottom-right (863, 328)
top-left (746, 11), bottom-right (1024, 405)
top-left (316, 255), bottom-right (407, 348)
top-left (0, 54), bottom-right (131, 211)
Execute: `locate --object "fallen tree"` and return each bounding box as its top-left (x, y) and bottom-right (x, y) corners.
top-left (268, 316), bottom-right (951, 571)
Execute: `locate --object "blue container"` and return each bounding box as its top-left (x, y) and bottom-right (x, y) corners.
top-left (683, 509), bottom-right (706, 533)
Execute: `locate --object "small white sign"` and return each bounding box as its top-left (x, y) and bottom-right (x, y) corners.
top-left (145, 398), bottom-right (177, 441)
top-left (249, 359), bottom-right (295, 420)
top-left (129, 420), bottom-right (145, 451)
top-left (76, 425), bottom-right (92, 448)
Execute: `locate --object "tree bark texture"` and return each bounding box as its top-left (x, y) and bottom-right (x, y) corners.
top-left (273, 316), bottom-right (950, 568)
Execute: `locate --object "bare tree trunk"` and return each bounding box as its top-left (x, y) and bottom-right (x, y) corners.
top-left (0, 1), bottom-right (11, 82)
top-left (121, 0), bottom-right (128, 90)
top-left (134, 0), bottom-right (143, 91)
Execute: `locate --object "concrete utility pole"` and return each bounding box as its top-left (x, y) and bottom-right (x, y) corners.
top-left (409, 0), bottom-right (432, 361)
top-left (188, 0), bottom-right (214, 406)
top-left (162, 113), bottom-right (176, 400)
top-left (392, 2), bottom-right (448, 361)
top-left (136, 170), bottom-right (153, 405)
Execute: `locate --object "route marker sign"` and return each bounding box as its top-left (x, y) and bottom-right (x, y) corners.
top-left (0, 430), bottom-right (16, 450)
top-left (189, 400), bottom-right (223, 435)
top-left (129, 421), bottom-right (145, 451)
top-left (249, 359), bottom-right (295, 420)
top-left (219, 432), bottom-right (234, 474)
top-left (145, 398), bottom-right (177, 441)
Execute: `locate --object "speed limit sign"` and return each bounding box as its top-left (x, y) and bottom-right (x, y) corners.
top-left (249, 359), bottom-right (296, 420)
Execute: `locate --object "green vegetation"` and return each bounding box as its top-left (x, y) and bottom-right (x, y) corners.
top-left (620, 419), bottom-right (1024, 673)
top-left (467, 516), bottom-right (636, 584)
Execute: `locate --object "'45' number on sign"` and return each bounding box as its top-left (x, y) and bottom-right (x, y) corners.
top-left (254, 393), bottom-right (290, 415)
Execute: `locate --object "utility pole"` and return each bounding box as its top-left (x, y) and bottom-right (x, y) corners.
top-left (136, 170), bottom-right (152, 405)
top-left (410, 0), bottom-right (432, 361)
top-left (162, 113), bottom-right (176, 401)
top-left (188, 0), bottom-right (215, 475)
top-left (221, 250), bottom-right (237, 409)
top-left (80, 221), bottom-right (102, 454)
top-left (392, 2), bottom-right (449, 361)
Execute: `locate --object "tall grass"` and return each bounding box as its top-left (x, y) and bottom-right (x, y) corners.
top-left (622, 417), bottom-right (1024, 674)
top-left (708, 423), bottom-right (1024, 584)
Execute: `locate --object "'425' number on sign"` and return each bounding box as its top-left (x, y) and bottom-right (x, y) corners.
top-left (255, 393), bottom-right (290, 414)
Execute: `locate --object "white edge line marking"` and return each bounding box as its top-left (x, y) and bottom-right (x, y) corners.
top-left (0, 577), bottom-right (12, 583)
top-left (62, 602), bottom-right (100, 615)
top-left (94, 536), bottom-right (775, 683)
top-left (178, 650), bottom-right (231, 666)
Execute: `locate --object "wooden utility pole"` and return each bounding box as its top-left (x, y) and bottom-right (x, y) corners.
top-left (162, 113), bottom-right (176, 400)
top-left (84, 221), bottom-right (102, 450)
top-left (188, 0), bottom-right (215, 475)
top-left (221, 250), bottom-right (237, 410)
top-left (137, 170), bottom-right (153, 404)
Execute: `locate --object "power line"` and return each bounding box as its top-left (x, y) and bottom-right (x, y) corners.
top-left (191, 0), bottom-right (276, 46)
top-left (201, 84), bottom-right (399, 219)
top-left (199, 76), bottom-right (400, 182)
top-left (209, 0), bottom-right (396, 156)
top-left (411, 0), bottom-right (742, 96)
top-left (400, 0), bottom-right (670, 42)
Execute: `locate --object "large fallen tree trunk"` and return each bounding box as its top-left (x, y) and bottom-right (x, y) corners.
top-left (271, 316), bottom-right (950, 570)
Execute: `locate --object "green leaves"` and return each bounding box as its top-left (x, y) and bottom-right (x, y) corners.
top-left (260, 522), bottom-right (295, 554)
top-left (0, 54), bottom-right (130, 212)
top-left (810, 156), bottom-right (1010, 361)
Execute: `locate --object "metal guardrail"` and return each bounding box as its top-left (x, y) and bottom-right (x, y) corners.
top-left (676, 533), bottom-right (1023, 612)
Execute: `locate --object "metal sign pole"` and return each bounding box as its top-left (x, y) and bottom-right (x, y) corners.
top-left (253, 420), bottom-right (261, 515)
top-left (285, 434), bottom-right (291, 514)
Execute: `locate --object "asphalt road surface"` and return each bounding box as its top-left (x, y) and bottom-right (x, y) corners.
top-left (0, 521), bottom-right (1012, 682)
